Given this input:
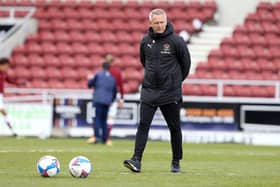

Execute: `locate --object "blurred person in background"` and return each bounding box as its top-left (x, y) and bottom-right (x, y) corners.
top-left (87, 62), bottom-right (117, 144)
top-left (123, 9), bottom-right (191, 173)
top-left (0, 57), bottom-right (26, 136)
top-left (88, 54), bottom-right (124, 146)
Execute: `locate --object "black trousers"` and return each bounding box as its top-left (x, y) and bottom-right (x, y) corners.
top-left (133, 102), bottom-right (183, 161)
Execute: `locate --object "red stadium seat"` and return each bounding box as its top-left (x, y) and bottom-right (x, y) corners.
top-left (241, 59), bottom-right (260, 72)
top-left (42, 55), bottom-right (61, 67)
top-left (58, 55), bottom-right (75, 67)
top-left (41, 42), bottom-right (57, 54)
top-left (47, 79), bottom-right (64, 89)
top-left (233, 85), bottom-right (252, 97)
top-left (74, 55), bottom-right (91, 68)
top-left (63, 79), bottom-right (80, 89)
top-left (12, 54), bottom-right (29, 67)
top-left (56, 42), bottom-right (73, 54)
top-left (14, 67), bottom-right (32, 80)
top-left (30, 67), bottom-right (46, 80)
top-left (200, 84), bottom-right (217, 96)
top-left (45, 67), bottom-right (62, 80)
top-left (30, 79), bottom-right (48, 88)
top-left (182, 84), bottom-right (202, 96)
top-left (69, 31), bottom-right (86, 43)
top-left (123, 67), bottom-right (143, 82)
top-left (39, 30), bottom-right (56, 42)
top-left (51, 19), bottom-right (68, 31)
top-left (26, 42), bottom-right (42, 54)
top-left (28, 54), bottom-right (45, 68)
top-left (61, 67), bottom-right (78, 80)
top-left (84, 31), bottom-right (101, 43)
top-left (54, 31), bottom-right (70, 42)
top-left (72, 43), bottom-right (89, 55)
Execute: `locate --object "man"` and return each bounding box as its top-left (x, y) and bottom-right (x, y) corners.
top-left (87, 54), bottom-right (124, 146)
top-left (123, 9), bottom-right (191, 173)
top-left (0, 57), bottom-right (25, 136)
top-left (87, 62), bottom-right (117, 144)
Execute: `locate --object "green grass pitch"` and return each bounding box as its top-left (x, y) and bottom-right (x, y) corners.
top-left (0, 136), bottom-right (279, 187)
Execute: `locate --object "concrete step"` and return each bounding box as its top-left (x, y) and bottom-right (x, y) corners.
top-left (188, 25), bottom-right (234, 72)
top-left (203, 25), bottom-right (234, 33)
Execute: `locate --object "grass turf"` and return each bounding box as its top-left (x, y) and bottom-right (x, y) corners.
top-left (0, 136), bottom-right (279, 187)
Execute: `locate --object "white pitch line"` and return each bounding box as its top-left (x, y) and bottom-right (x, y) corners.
top-left (0, 149), bottom-right (278, 156)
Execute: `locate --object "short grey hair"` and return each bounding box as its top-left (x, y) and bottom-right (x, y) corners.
top-left (148, 9), bottom-right (167, 22)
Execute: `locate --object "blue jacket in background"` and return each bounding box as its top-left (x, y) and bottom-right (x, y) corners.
top-left (88, 70), bottom-right (117, 106)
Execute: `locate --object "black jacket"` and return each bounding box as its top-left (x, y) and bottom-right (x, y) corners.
top-left (140, 23), bottom-right (191, 106)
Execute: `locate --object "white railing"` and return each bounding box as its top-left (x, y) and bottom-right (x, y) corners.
top-left (5, 79), bottom-right (280, 104)
top-left (0, 6), bottom-right (36, 43)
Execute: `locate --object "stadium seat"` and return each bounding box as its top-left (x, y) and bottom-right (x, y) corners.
top-left (53, 30), bottom-right (71, 42)
top-left (61, 67), bottom-right (78, 80)
top-left (56, 42), bottom-right (73, 54)
top-left (200, 84), bottom-right (217, 96)
top-left (30, 79), bottom-right (49, 88)
top-left (233, 85), bottom-right (252, 97)
top-left (26, 42), bottom-right (42, 54)
top-left (41, 42), bottom-right (57, 54)
top-left (123, 68), bottom-right (143, 82)
top-left (45, 67), bottom-right (62, 80)
top-left (28, 54), bottom-right (45, 68)
top-left (182, 84), bottom-right (202, 96)
top-left (51, 19), bottom-right (68, 30)
top-left (58, 55), bottom-right (75, 67)
top-left (69, 31), bottom-right (86, 43)
top-left (12, 54), bottom-right (29, 67)
top-left (14, 67), bottom-right (32, 80)
top-left (73, 55), bottom-right (91, 68)
top-left (64, 79), bottom-right (80, 89)
top-left (30, 67), bottom-right (46, 80)
top-left (72, 43), bottom-right (89, 55)
top-left (42, 54), bottom-right (61, 67)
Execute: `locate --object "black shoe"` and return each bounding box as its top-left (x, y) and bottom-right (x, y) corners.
top-left (171, 160), bottom-right (181, 173)
top-left (123, 158), bottom-right (141, 173)
top-left (12, 133), bottom-right (18, 137)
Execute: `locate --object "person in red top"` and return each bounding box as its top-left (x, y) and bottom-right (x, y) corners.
top-left (88, 54), bottom-right (124, 146)
top-left (0, 57), bottom-right (24, 136)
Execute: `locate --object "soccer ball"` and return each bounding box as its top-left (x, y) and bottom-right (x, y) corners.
top-left (69, 156), bottom-right (92, 178)
top-left (36, 155), bottom-right (60, 177)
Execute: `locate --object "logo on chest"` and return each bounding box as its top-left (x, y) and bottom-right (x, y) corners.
top-left (160, 43), bottom-right (171, 54)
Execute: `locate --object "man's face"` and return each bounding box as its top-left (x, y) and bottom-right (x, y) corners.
top-left (150, 14), bottom-right (167, 34)
top-left (0, 64), bottom-right (9, 72)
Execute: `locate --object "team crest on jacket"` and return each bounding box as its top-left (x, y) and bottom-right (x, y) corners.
top-left (161, 43), bottom-right (171, 54)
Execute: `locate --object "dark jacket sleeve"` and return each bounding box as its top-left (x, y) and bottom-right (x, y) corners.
top-left (87, 75), bottom-right (97, 88)
top-left (177, 37), bottom-right (191, 81)
top-left (112, 84), bottom-right (117, 102)
top-left (140, 38), bottom-right (146, 68)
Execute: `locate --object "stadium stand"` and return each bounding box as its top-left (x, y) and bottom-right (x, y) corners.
top-left (0, 0), bottom-right (217, 94)
top-left (189, 1), bottom-right (280, 98)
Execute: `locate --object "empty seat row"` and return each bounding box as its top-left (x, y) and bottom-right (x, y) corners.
top-left (193, 69), bottom-right (280, 81)
top-left (12, 54), bottom-right (142, 69)
top-left (0, 0), bottom-right (217, 11)
top-left (208, 46), bottom-right (280, 60)
top-left (28, 30), bottom-right (143, 44)
top-left (183, 84), bottom-right (275, 97)
top-left (13, 42), bottom-right (139, 56)
top-left (196, 58), bottom-right (280, 73)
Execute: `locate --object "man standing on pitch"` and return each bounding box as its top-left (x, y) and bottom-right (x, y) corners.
top-left (123, 9), bottom-right (191, 173)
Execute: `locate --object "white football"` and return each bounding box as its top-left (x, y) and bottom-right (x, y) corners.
top-left (69, 156), bottom-right (92, 178)
top-left (37, 155), bottom-right (60, 177)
